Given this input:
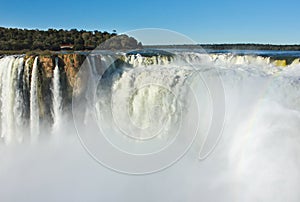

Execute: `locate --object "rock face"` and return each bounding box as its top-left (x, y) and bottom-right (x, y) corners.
top-left (25, 54), bottom-right (86, 86)
top-left (58, 54), bottom-right (86, 88)
top-left (22, 53), bottom-right (86, 122)
top-left (272, 59), bottom-right (287, 67)
top-left (39, 56), bottom-right (54, 78)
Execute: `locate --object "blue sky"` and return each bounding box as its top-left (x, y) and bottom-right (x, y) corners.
top-left (1, 0), bottom-right (300, 44)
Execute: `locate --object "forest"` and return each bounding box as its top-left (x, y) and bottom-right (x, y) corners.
top-left (146, 44), bottom-right (300, 51)
top-left (1, 26), bottom-right (299, 53)
top-left (0, 27), bottom-right (142, 52)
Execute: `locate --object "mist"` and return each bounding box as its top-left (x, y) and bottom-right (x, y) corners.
top-left (1, 52), bottom-right (300, 202)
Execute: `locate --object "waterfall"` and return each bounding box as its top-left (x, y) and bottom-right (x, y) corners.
top-left (13, 57), bottom-right (25, 142)
top-left (0, 57), bottom-right (25, 143)
top-left (0, 51), bottom-right (298, 145)
top-left (0, 57), bottom-right (15, 143)
top-left (1, 49), bottom-right (300, 201)
top-left (30, 57), bottom-right (39, 141)
top-left (51, 57), bottom-right (62, 132)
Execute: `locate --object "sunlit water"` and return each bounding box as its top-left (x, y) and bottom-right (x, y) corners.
top-left (0, 50), bottom-right (300, 201)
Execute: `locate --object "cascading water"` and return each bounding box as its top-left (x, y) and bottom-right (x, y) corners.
top-left (30, 57), bottom-right (39, 141)
top-left (0, 51), bottom-right (298, 142)
top-left (96, 65), bottom-right (192, 141)
top-left (75, 50), bottom-right (300, 201)
top-left (51, 57), bottom-right (62, 133)
top-left (0, 56), bottom-right (15, 143)
top-left (13, 57), bottom-right (25, 142)
top-left (0, 51), bottom-right (298, 143)
top-left (0, 50), bottom-right (299, 201)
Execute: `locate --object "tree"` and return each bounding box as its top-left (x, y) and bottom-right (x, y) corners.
top-left (0, 27), bottom-right (143, 51)
top-left (74, 37), bottom-right (84, 50)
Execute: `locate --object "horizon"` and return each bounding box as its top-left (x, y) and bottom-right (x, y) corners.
top-left (1, 26), bottom-right (300, 46)
top-left (1, 0), bottom-right (299, 45)
top-left (1, 1), bottom-right (300, 201)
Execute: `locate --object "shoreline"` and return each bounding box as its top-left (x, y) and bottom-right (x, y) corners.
top-left (2, 44), bottom-right (300, 56)
top-left (145, 44), bottom-right (300, 51)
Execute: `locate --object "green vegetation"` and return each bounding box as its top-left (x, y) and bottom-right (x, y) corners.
top-left (202, 44), bottom-right (300, 51)
top-left (0, 27), bottom-right (142, 53)
top-left (98, 35), bottom-right (142, 50)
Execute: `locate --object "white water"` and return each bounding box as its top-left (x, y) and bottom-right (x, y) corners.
top-left (0, 57), bottom-right (15, 143)
top-left (51, 57), bottom-right (62, 133)
top-left (30, 56), bottom-right (39, 141)
top-left (0, 57), bottom-right (26, 143)
top-left (0, 52), bottom-right (299, 201)
top-left (13, 57), bottom-right (25, 142)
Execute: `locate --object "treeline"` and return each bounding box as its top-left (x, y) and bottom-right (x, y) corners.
top-left (201, 44), bottom-right (300, 51)
top-left (146, 44), bottom-right (300, 51)
top-left (0, 27), bottom-right (142, 51)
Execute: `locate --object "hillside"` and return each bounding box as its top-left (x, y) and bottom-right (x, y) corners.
top-left (0, 27), bottom-right (142, 53)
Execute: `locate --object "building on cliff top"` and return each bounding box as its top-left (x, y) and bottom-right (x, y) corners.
top-left (60, 44), bottom-right (74, 50)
